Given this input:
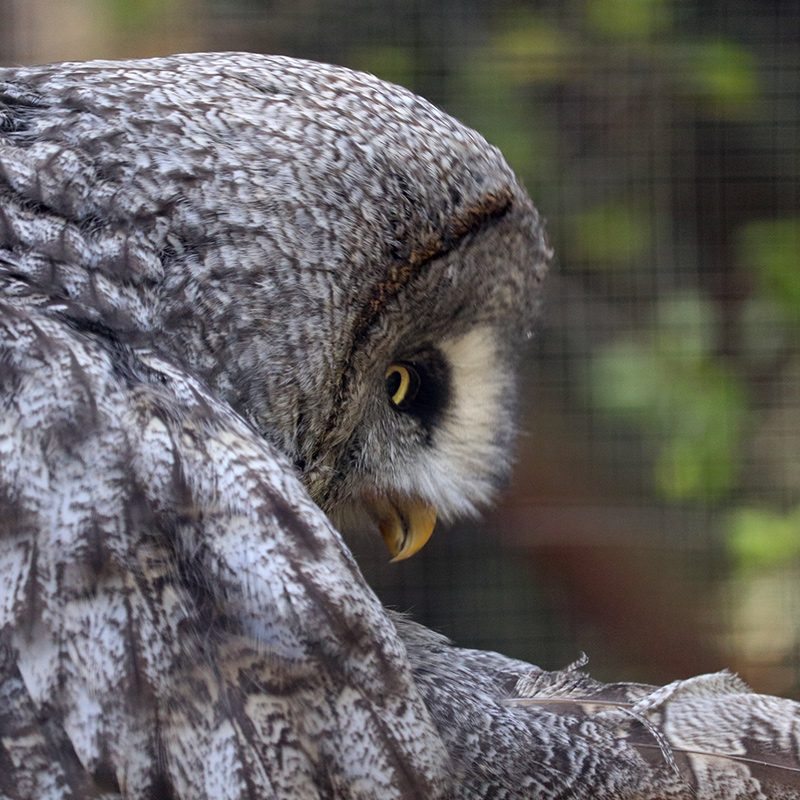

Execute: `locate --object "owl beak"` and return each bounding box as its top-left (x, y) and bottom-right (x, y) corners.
top-left (365, 494), bottom-right (437, 561)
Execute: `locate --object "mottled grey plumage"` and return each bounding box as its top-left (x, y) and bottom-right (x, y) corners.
top-left (403, 618), bottom-right (800, 798)
top-left (0, 52), bottom-right (798, 799)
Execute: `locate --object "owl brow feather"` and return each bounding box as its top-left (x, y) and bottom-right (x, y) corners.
top-left (315, 186), bottom-right (514, 463)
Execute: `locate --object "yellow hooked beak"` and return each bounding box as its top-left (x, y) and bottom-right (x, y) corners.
top-left (365, 494), bottom-right (437, 562)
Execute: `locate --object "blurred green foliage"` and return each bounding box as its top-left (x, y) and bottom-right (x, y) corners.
top-left (730, 506), bottom-right (800, 570)
top-left (490, 14), bottom-right (575, 84)
top-left (350, 45), bottom-right (416, 88)
top-left (585, 0), bottom-right (672, 40)
top-left (571, 202), bottom-right (652, 268)
top-left (592, 295), bottom-right (746, 500)
top-left (739, 218), bottom-right (800, 324)
top-left (684, 40), bottom-right (759, 115)
top-left (107, 0), bottom-right (170, 29)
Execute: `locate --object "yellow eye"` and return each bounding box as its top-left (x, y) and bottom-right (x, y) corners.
top-left (385, 363), bottom-right (420, 408)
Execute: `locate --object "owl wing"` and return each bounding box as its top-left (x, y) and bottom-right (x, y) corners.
top-left (0, 297), bottom-right (448, 800)
top-left (400, 616), bottom-right (800, 799)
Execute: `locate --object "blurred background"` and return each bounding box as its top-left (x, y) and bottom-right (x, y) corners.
top-left (2, 0), bottom-right (798, 697)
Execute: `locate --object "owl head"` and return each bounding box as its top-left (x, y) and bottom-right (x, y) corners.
top-left (12, 52), bottom-right (550, 559)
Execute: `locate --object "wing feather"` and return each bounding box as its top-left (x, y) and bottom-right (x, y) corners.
top-left (399, 616), bottom-right (800, 799)
top-left (0, 301), bottom-right (448, 799)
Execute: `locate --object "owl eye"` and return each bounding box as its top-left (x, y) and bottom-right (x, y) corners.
top-left (385, 363), bottom-right (420, 409)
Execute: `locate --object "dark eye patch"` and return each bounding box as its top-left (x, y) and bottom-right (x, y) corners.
top-left (387, 346), bottom-right (450, 433)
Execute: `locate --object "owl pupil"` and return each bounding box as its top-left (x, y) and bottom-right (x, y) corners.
top-left (385, 353), bottom-right (448, 425)
top-left (386, 371), bottom-right (402, 398)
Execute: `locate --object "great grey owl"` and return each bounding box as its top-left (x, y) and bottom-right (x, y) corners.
top-left (1, 52), bottom-right (799, 800)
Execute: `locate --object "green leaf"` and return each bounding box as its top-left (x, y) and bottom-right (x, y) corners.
top-left (592, 340), bottom-right (656, 413)
top-left (652, 370), bottom-right (743, 501)
top-left (107, 0), bottom-right (168, 28)
top-left (685, 40), bottom-right (759, 116)
top-left (571, 202), bottom-right (651, 268)
top-left (655, 294), bottom-right (718, 362)
top-left (728, 506), bottom-right (800, 569)
top-left (738, 218), bottom-right (800, 323)
top-left (348, 46), bottom-right (416, 88)
top-left (591, 294), bottom-right (746, 501)
top-left (585, 0), bottom-right (671, 40)
top-left (491, 14), bottom-right (574, 84)
top-left (455, 55), bottom-right (553, 183)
